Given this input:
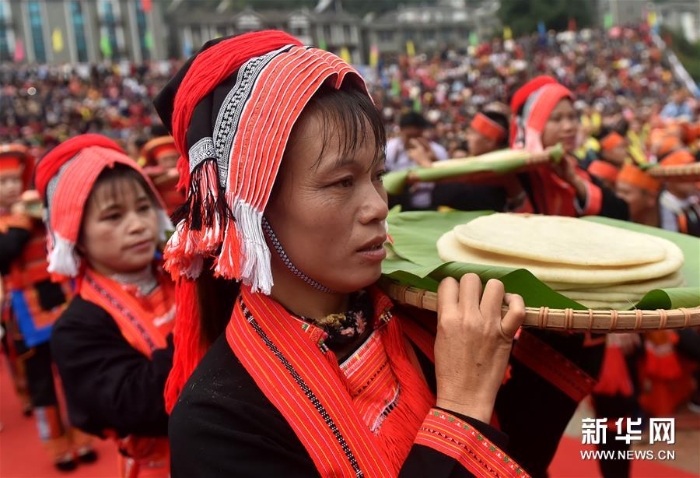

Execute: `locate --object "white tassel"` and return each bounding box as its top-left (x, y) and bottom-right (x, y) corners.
top-left (234, 201), bottom-right (273, 295)
top-left (47, 234), bottom-right (80, 277)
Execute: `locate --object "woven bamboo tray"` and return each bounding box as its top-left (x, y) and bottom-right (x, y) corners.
top-left (646, 162), bottom-right (700, 182)
top-left (380, 278), bottom-right (700, 332)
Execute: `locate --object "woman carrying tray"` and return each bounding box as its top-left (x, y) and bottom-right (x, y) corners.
top-left (493, 77), bottom-right (630, 476)
top-left (156, 30), bottom-right (529, 477)
top-left (507, 76), bottom-right (629, 220)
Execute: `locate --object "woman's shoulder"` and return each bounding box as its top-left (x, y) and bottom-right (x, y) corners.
top-left (172, 334), bottom-right (273, 417)
top-left (54, 295), bottom-right (112, 331)
top-left (170, 334), bottom-right (303, 448)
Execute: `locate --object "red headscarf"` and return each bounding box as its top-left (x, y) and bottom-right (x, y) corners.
top-left (35, 134), bottom-right (172, 277)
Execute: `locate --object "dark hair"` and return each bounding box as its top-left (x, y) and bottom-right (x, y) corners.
top-left (480, 110), bottom-right (510, 148)
top-left (398, 111), bottom-right (430, 129)
top-left (300, 83), bottom-right (386, 170)
top-left (196, 82), bottom-right (385, 344)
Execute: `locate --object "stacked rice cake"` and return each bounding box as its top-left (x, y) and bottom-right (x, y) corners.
top-left (436, 213), bottom-right (685, 309)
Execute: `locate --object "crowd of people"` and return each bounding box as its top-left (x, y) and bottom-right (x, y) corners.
top-left (0, 23), bottom-right (699, 478)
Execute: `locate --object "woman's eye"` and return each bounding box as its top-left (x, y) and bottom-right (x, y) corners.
top-left (103, 213), bottom-right (121, 221)
top-left (138, 203), bottom-right (152, 212)
top-left (337, 177), bottom-right (354, 188)
top-left (375, 170), bottom-right (387, 182)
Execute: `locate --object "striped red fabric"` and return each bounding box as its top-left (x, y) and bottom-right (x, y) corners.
top-left (226, 287), bottom-right (525, 477)
top-left (79, 268), bottom-right (174, 357)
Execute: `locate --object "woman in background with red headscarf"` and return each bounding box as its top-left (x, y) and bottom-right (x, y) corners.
top-left (507, 77), bottom-right (629, 219)
top-left (493, 78), bottom-right (628, 477)
top-left (35, 135), bottom-right (175, 477)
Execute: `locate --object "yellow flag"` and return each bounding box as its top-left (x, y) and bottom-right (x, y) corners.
top-left (52, 29), bottom-right (64, 53)
top-left (647, 12), bottom-right (657, 27)
top-left (406, 40), bottom-right (415, 57)
top-left (503, 26), bottom-right (513, 40)
top-left (369, 45), bottom-right (379, 68)
top-left (339, 46), bottom-right (351, 64)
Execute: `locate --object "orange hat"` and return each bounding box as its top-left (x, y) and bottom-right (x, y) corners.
top-left (680, 122), bottom-right (700, 145)
top-left (660, 149), bottom-right (695, 167)
top-left (588, 160), bottom-right (619, 183)
top-left (0, 143), bottom-right (34, 189)
top-left (655, 136), bottom-right (682, 158)
top-left (141, 136), bottom-right (178, 166)
top-left (470, 112), bottom-right (506, 142)
top-left (617, 163), bottom-right (661, 194)
top-left (599, 132), bottom-right (625, 152)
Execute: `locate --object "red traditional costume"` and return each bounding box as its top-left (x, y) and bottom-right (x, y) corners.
top-left (35, 135), bottom-right (175, 478)
top-left (0, 143), bottom-right (94, 469)
top-left (154, 31), bottom-right (528, 477)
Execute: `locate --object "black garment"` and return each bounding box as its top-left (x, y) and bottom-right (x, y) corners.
top-left (432, 183), bottom-right (508, 212)
top-left (0, 226), bottom-right (31, 274)
top-left (495, 331), bottom-right (605, 478)
top-left (517, 172), bottom-right (629, 220)
top-left (169, 334), bottom-right (510, 478)
top-left (24, 342), bottom-right (59, 407)
top-left (50, 296), bottom-right (173, 438)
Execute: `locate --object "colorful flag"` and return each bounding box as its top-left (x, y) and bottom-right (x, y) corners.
top-left (604, 13), bottom-right (614, 30)
top-left (100, 33), bottom-right (113, 59)
top-left (141, 0), bottom-right (152, 12)
top-left (52, 29), bottom-right (64, 53)
top-left (13, 39), bottom-right (25, 62)
top-left (391, 76), bottom-right (401, 97)
top-left (405, 40), bottom-right (415, 57)
top-left (503, 26), bottom-right (513, 40)
top-left (537, 21), bottom-right (546, 37)
top-left (339, 46), bottom-right (351, 64)
top-left (469, 31), bottom-right (479, 47)
top-left (369, 45), bottom-right (379, 68)
top-left (144, 30), bottom-right (153, 51)
top-left (318, 38), bottom-right (327, 51)
top-left (647, 11), bottom-right (657, 28)
top-left (183, 37), bottom-right (193, 57)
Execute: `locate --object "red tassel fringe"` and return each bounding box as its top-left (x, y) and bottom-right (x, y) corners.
top-left (164, 278), bottom-right (205, 413)
top-left (593, 346), bottom-right (633, 397)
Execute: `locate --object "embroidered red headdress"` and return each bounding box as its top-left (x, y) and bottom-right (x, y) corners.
top-left (34, 134), bottom-right (172, 277)
top-left (153, 31), bottom-right (368, 293)
top-left (153, 30), bottom-right (371, 409)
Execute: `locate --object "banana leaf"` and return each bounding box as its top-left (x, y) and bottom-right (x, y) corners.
top-left (383, 145), bottom-right (564, 196)
top-left (383, 210), bottom-right (700, 310)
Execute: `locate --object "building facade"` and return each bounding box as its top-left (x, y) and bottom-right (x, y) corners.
top-left (0, 0), bottom-right (169, 64)
top-left (165, 4), bottom-right (364, 65)
top-left (1, 0), bottom-right (499, 65)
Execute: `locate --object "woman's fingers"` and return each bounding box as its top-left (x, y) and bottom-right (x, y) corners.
top-left (437, 276), bottom-right (459, 317)
top-left (480, 278), bottom-right (505, 320)
top-left (458, 273), bottom-right (482, 313)
top-left (501, 293), bottom-right (526, 338)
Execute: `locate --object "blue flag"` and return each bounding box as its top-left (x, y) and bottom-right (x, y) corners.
top-left (537, 21), bottom-right (546, 38)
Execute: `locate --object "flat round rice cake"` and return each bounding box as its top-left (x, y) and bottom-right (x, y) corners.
top-left (453, 213), bottom-right (666, 266)
top-left (574, 299), bottom-right (638, 310)
top-left (558, 290), bottom-right (642, 302)
top-left (437, 230), bottom-right (684, 285)
top-left (546, 271), bottom-right (685, 293)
